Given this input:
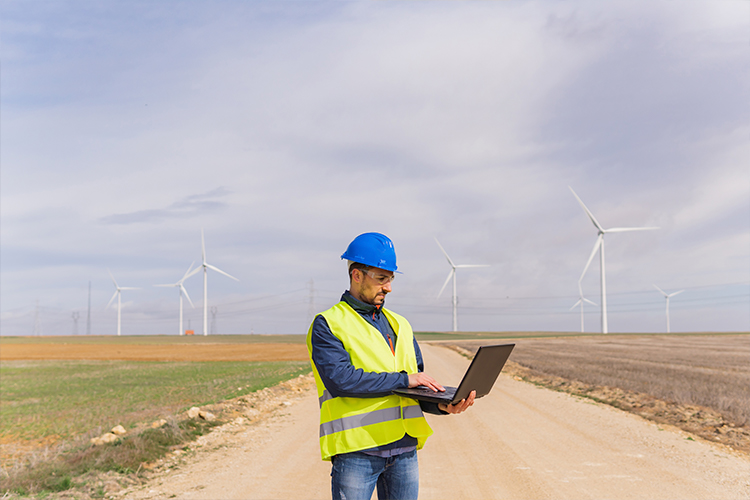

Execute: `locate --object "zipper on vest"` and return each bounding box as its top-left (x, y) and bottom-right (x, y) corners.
top-left (374, 305), bottom-right (395, 356)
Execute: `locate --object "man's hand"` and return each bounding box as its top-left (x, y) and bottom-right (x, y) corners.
top-left (438, 390), bottom-right (475, 414)
top-left (407, 373), bottom-right (444, 392)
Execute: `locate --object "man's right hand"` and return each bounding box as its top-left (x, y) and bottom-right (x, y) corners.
top-left (407, 373), bottom-right (445, 392)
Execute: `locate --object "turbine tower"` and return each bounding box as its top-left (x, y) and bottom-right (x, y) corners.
top-left (155, 262), bottom-right (197, 336)
top-left (653, 285), bottom-right (684, 333)
top-left (107, 270), bottom-right (139, 336)
top-left (435, 237), bottom-right (489, 332)
top-left (198, 229), bottom-right (238, 336)
top-left (570, 187), bottom-right (659, 334)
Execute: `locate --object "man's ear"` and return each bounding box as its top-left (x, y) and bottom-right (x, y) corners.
top-left (351, 268), bottom-right (364, 285)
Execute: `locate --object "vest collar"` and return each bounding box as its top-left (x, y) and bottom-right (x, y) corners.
top-left (342, 290), bottom-right (383, 318)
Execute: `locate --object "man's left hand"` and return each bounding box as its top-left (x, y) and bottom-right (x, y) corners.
top-left (438, 390), bottom-right (475, 414)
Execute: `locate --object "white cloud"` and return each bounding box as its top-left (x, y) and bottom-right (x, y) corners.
top-left (1, 1), bottom-right (748, 335)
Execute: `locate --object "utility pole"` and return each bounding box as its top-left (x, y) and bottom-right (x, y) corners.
top-left (210, 306), bottom-right (218, 335)
top-left (86, 281), bottom-right (92, 335)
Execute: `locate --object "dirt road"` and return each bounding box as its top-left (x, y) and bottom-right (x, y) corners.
top-left (119, 344), bottom-right (749, 500)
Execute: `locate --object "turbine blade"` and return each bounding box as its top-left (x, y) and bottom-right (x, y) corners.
top-left (206, 263), bottom-right (239, 281)
top-left (184, 266), bottom-right (202, 280)
top-left (669, 290), bottom-right (685, 298)
top-left (437, 270), bottom-right (453, 298)
top-left (107, 290), bottom-right (118, 308)
top-left (434, 238), bottom-right (456, 268)
top-left (108, 269), bottom-right (118, 288)
top-left (180, 261), bottom-right (196, 282)
top-left (119, 287), bottom-right (140, 290)
top-left (570, 299), bottom-right (582, 311)
top-left (455, 264), bottom-right (490, 268)
top-left (579, 234), bottom-right (603, 282)
top-left (653, 284), bottom-right (668, 297)
top-left (583, 298), bottom-right (597, 306)
top-left (154, 283), bottom-right (177, 287)
top-left (181, 284), bottom-right (194, 307)
top-left (605, 226), bottom-right (660, 233)
top-left (569, 187), bottom-right (604, 232)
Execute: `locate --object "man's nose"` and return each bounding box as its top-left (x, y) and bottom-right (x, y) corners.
top-left (383, 280), bottom-right (392, 292)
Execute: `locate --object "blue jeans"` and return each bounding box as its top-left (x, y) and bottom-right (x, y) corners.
top-left (331, 450), bottom-right (419, 500)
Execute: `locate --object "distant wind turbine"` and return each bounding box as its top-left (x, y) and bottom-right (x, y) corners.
top-left (155, 262), bottom-right (197, 336)
top-left (570, 187), bottom-right (659, 334)
top-left (653, 285), bottom-right (684, 333)
top-left (107, 270), bottom-right (139, 336)
top-left (435, 237), bottom-right (490, 332)
top-left (198, 229), bottom-right (239, 336)
top-left (570, 282), bottom-right (597, 333)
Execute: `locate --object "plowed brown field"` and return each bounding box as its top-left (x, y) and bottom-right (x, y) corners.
top-left (0, 343), bottom-right (309, 362)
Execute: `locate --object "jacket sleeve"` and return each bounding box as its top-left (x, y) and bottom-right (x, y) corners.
top-left (310, 315), bottom-right (410, 398)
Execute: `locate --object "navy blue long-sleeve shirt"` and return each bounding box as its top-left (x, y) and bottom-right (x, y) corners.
top-left (310, 291), bottom-right (444, 456)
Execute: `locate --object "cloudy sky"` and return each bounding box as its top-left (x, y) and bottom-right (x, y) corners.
top-left (1, 1), bottom-right (748, 336)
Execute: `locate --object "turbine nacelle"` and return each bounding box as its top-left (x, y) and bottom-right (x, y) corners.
top-left (106, 269), bottom-right (139, 336)
top-left (653, 284), bottom-right (684, 333)
top-left (155, 262), bottom-right (197, 307)
top-left (653, 284), bottom-right (685, 299)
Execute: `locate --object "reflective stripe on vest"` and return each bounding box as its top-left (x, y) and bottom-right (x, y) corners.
top-left (320, 406), bottom-right (401, 437)
top-left (319, 390), bottom-right (334, 407)
top-left (402, 405), bottom-right (424, 420)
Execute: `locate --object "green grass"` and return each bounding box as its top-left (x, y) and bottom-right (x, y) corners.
top-left (0, 360), bottom-right (310, 443)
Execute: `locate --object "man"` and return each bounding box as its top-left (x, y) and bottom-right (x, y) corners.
top-left (307, 232), bottom-right (474, 500)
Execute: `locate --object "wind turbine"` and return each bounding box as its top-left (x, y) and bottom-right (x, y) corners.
top-left (570, 187), bottom-right (659, 334)
top-left (435, 237), bottom-right (490, 332)
top-left (107, 270), bottom-right (139, 336)
top-left (570, 282), bottom-right (597, 333)
top-left (155, 262), bottom-right (196, 336)
top-left (653, 285), bottom-right (684, 333)
top-left (197, 229), bottom-right (238, 336)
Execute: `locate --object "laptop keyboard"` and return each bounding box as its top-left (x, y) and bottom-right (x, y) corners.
top-left (411, 385), bottom-right (457, 399)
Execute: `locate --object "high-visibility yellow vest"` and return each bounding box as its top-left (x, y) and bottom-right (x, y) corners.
top-left (307, 301), bottom-right (433, 461)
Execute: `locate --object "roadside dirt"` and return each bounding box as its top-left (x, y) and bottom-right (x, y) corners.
top-left (503, 360), bottom-right (750, 453)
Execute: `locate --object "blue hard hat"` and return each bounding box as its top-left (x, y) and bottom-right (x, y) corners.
top-left (341, 233), bottom-right (400, 272)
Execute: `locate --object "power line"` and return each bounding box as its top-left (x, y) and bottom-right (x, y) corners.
top-left (308, 279), bottom-right (316, 321)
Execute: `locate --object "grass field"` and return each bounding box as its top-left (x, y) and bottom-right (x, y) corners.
top-left (1, 360), bottom-right (309, 443)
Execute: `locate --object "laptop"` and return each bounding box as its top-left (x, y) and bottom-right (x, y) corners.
top-left (393, 343), bottom-right (515, 405)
